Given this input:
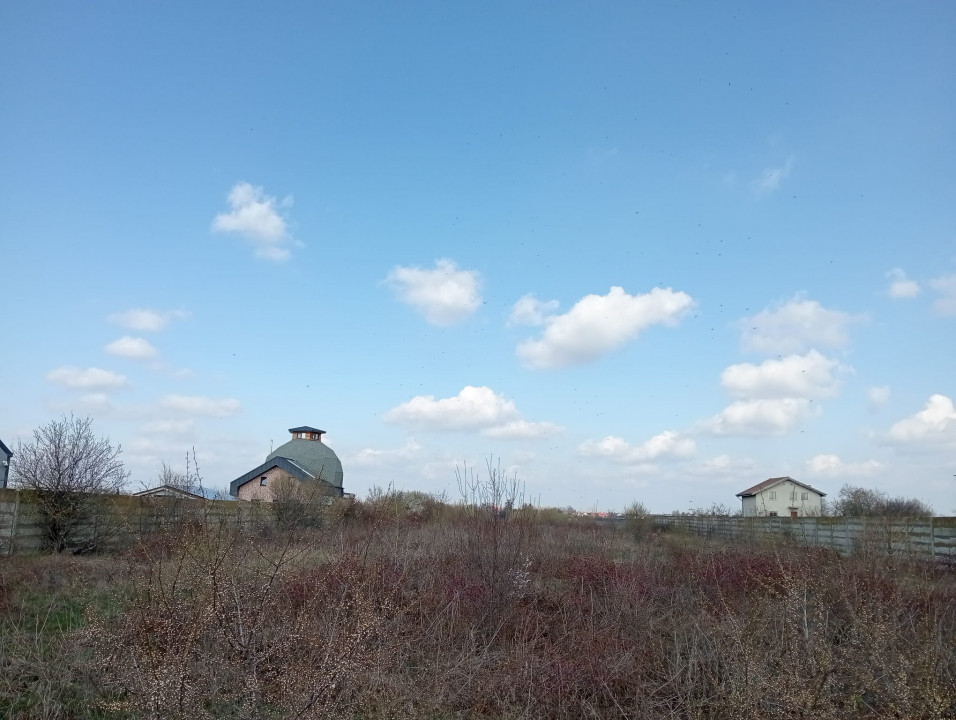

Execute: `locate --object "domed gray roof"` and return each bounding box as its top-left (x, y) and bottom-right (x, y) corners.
top-left (267, 438), bottom-right (343, 489)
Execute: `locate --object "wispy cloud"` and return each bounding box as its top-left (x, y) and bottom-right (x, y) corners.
top-left (212, 182), bottom-right (296, 261)
top-left (160, 394), bottom-right (242, 417)
top-left (751, 156), bottom-right (795, 195)
top-left (384, 385), bottom-right (561, 441)
top-left (349, 439), bottom-right (422, 467)
top-left (806, 454), bottom-right (882, 477)
top-left (46, 366), bottom-right (129, 391)
top-left (508, 294), bottom-right (559, 326)
top-left (886, 268), bottom-right (920, 299)
top-left (721, 350), bottom-right (849, 400)
top-left (738, 296), bottom-right (863, 355)
top-left (105, 336), bottom-right (159, 361)
top-left (385, 259), bottom-right (482, 326)
top-left (109, 308), bottom-right (190, 332)
top-left (517, 286), bottom-right (694, 370)
top-left (482, 420), bottom-right (564, 440)
top-left (579, 430), bottom-right (695, 464)
top-left (929, 273), bottom-right (956, 315)
top-left (868, 385), bottom-right (891, 413)
top-left (384, 386), bottom-right (517, 430)
top-left (699, 398), bottom-right (814, 437)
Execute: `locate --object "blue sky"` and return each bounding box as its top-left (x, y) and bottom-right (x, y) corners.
top-left (2, 1), bottom-right (954, 512)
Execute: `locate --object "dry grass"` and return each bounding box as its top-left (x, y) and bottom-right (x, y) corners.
top-left (0, 499), bottom-right (954, 719)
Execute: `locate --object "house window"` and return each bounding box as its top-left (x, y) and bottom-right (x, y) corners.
top-left (801, 492), bottom-right (809, 501)
top-left (769, 511), bottom-right (778, 517)
top-left (790, 492), bottom-right (797, 501)
top-left (769, 491), bottom-right (777, 500)
top-left (260, 476), bottom-right (268, 486)
top-left (313, 433), bottom-right (319, 440)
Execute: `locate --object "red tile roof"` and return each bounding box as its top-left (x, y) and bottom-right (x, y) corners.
top-left (736, 476), bottom-right (826, 498)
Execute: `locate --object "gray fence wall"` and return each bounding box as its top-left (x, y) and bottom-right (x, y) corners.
top-left (652, 514), bottom-right (956, 560)
top-left (0, 488), bottom-right (277, 555)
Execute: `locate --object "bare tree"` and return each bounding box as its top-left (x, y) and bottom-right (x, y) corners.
top-left (157, 462), bottom-right (190, 490)
top-left (831, 483), bottom-right (933, 517)
top-left (12, 415), bottom-right (130, 552)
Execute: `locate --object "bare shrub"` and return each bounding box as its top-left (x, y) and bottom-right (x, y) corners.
top-left (9, 492), bottom-right (950, 719)
top-left (453, 458), bottom-right (537, 637)
top-left (623, 500), bottom-right (651, 540)
top-left (11, 415), bottom-right (129, 553)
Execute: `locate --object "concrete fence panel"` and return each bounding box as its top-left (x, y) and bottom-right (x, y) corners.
top-left (651, 512), bottom-right (954, 561)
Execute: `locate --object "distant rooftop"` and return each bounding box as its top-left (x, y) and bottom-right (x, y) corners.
top-left (736, 476), bottom-right (826, 498)
top-left (289, 426), bottom-right (324, 434)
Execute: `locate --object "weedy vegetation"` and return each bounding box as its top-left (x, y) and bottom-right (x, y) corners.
top-left (1, 468), bottom-right (954, 719)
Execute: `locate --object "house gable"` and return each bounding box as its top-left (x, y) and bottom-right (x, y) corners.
top-left (737, 476), bottom-right (826, 517)
top-left (229, 457), bottom-right (315, 497)
top-left (736, 476), bottom-right (826, 498)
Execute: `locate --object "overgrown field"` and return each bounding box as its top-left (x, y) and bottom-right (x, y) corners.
top-left (1, 499), bottom-right (954, 719)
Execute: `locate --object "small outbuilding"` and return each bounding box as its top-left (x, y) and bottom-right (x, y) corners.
top-left (0, 438), bottom-right (12, 489)
top-left (229, 426), bottom-right (345, 502)
top-left (132, 485), bottom-right (205, 500)
top-left (736, 476), bottom-right (826, 517)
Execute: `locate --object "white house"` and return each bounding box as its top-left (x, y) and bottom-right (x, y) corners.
top-left (736, 476), bottom-right (826, 517)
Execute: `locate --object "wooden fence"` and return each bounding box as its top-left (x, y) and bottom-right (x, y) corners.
top-left (652, 514), bottom-right (956, 560)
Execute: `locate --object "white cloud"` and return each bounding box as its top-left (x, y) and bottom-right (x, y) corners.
top-left (699, 398), bottom-right (813, 436)
top-left (721, 350), bottom-right (848, 400)
top-left (212, 182), bottom-right (295, 261)
top-left (868, 385), bottom-right (891, 413)
top-left (482, 420), bottom-right (564, 440)
top-left (105, 336), bottom-right (159, 361)
top-left (160, 394), bottom-right (242, 417)
top-left (807, 453), bottom-right (883, 477)
top-left (349, 439), bottom-right (422, 467)
top-left (70, 393), bottom-right (115, 414)
top-left (143, 419), bottom-right (197, 436)
top-left (47, 366), bottom-right (129, 391)
top-left (751, 156), bottom-right (794, 195)
top-left (517, 286), bottom-right (694, 370)
top-left (929, 273), bottom-right (956, 316)
top-left (739, 296), bottom-right (863, 355)
top-left (385, 259), bottom-right (482, 326)
top-left (695, 454), bottom-right (757, 476)
top-left (885, 394), bottom-right (956, 448)
top-left (579, 430), bottom-right (696, 463)
top-left (384, 386), bottom-right (518, 430)
top-left (508, 294), bottom-right (559, 326)
top-left (886, 268), bottom-right (920, 299)
top-left (109, 308), bottom-right (190, 332)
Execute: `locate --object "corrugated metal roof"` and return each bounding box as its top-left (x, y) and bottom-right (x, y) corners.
top-left (736, 476), bottom-right (826, 498)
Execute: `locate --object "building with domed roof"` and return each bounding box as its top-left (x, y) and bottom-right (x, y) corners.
top-left (230, 426), bottom-right (345, 501)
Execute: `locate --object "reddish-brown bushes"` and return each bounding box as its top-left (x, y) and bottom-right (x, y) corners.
top-left (3, 507), bottom-right (955, 719)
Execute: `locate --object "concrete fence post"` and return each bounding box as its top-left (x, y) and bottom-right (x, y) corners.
top-left (930, 516), bottom-right (936, 559)
top-left (8, 491), bottom-right (21, 556)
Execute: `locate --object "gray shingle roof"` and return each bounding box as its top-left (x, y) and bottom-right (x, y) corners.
top-left (267, 438), bottom-right (343, 488)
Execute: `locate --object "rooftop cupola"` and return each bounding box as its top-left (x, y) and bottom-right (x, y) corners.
top-left (288, 426), bottom-right (325, 442)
